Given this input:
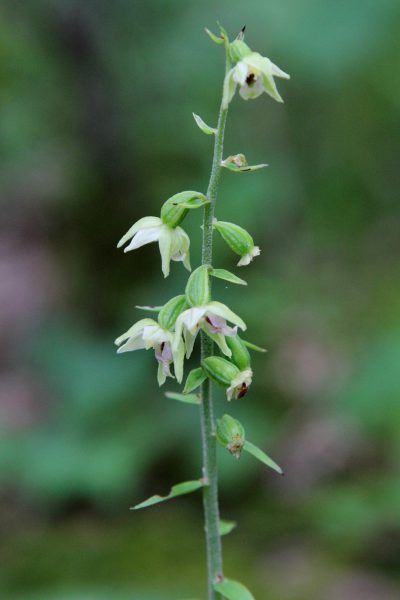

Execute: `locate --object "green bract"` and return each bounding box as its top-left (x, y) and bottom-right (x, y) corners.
top-left (213, 220), bottom-right (260, 266)
top-left (202, 356), bottom-right (240, 387)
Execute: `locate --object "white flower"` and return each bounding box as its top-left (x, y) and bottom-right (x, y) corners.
top-left (223, 52), bottom-right (290, 108)
top-left (173, 301), bottom-right (246, 359)
top-left (117, 216), bottom-right (191, 278)
top-left (226, 368), bottom-right (253, 401)
top-left (237, 245), bottom-right (261, 266)
top-left (115, 318), bottom-right (185, 386)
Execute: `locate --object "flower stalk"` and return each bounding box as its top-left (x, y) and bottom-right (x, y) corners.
top-left (199, 42), bottom-right (231, 598)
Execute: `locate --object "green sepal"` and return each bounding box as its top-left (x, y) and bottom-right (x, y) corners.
top-left (213, 578), bottom-right (255, 600)
top-left (211, 268), bottom-right (247, 286)
top-left (219, 519), bottom-right (237, 536)
top-left (183, 367), bottom-right (207, 394)
top-left (243, 440), bottom-right (283, 475)
top-left (226, 336), bottom-right (251, 370)
top-left (213, 221), bottom-right (254, 257)
top-left (202, 356), bottom-right (240, 388)
top-left (205, 27), bottom-right (224, 45)
top-left (193, 113), bottom-right (217, 135)
top-left (158, 294), bottom-right (188, 331)
top-left (160, 191), bottom-right (209, 227)
top-left (135, 305), bottom-right (162, 313)
top-left (229, 39), bottom-right (252, 63)
top-left (165, 391), bottom-right (200, 405)
top-left (131, 479), bottom-right (204, 510)
top-left (185, 265), bottom-right (211, 307)
top-left (242, 339), bottom-right (267, 353)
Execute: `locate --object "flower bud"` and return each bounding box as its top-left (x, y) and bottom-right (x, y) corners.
top-left (185, 265), bottom-right (211, 307)
top-left (216, 414), bottom-right (246, 459)
top-left (229, 39), bottom-right (252, 63)
top-left (202, 356), bottom-right (240, 388)
top-left (225, 335), bottom-right (251, 371)
top-left (222, 154), bottom-right (248, 169)
top-left (160, 191), bottom-right (209, 228)
top-left (158, 294), bottom-right (188, 331)
top-left (213, 220), bottom-right (260, 266)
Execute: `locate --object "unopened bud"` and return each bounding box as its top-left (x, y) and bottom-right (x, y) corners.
top-left (213, 220), bottom-right (260, 267)
top-left (202, 356), bottom-right (240, 388)
top-left (216, 414), bottom-right (246, 459)
top-left (158, 295), bottom-right (188, 331)
top-left (226, 335), bottom-right (251, 370)
top-left (185, 265), bottom-right (211, 307)
top-left (161, 191), bottom-right (209, 228)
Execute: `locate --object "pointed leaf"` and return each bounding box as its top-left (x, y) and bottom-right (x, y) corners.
top-left (193, 113), bottom-right (217, 135)
top-left (243, 441), bottom-right (283, 475)
top-left (219, 519), bottom-right (237, 536)
top-left (242, 340), bottom-right (267, 353)
top-left (165, 391), bottom-right (200, 405)
top-left (131, 479), bottom-right (203, 510)
top-left (135, 305), bottom-right (162, 313)
top-left (183, 367), bottom-right (207, 394)
top-left (214, 578), bottom-right (255, 600)
top-left (222, 162), bottom-right (268, 173)
top-left (211, 268), bottom-right (247, 286)
top-left (205, 27), bottom-right (224, 44)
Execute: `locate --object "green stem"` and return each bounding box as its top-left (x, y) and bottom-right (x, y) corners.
top-left (200, 45), bottom-right (231, 600)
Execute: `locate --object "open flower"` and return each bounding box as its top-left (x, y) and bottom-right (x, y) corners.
top-left (115, 318), bottom-right (185, 386)
top-left (226, 368), bottom-right (253, 400)
top-left (223, 52), bottom-right (290, 108)
top-left (173, 301), bottom-right (246, 358)
top-left (117, 216), bottom-right (190, 278)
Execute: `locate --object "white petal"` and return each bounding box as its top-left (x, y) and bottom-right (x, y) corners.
top-left (222, 68), bottom-right (237, 109)
top-left (157, 362), bottom-right (167, 386)
top-left (201, 326), bottom-right (232, 358)
top-left (158, 226), bottom-right (173, 278)
top-left (117, 217), bottom-right (162, 248)
top-left (183, 307), bottom-right (207, 332)
top-left (232, 61), bottom-right (249, 86)
top-left (115, 318), bottom-right (157, 346)
top-left (142, 324), bottom-right (170, 347)
top-left (124, 227), bottom-right (161, 252)
top-left (172, 337), bottom-right (185, 383)
top-left (270, 61), bottom-right (290, 79)
top-left (237, 246), bottom-right (261, 266)
top-left (183, 327), bottom-right (198, 358)
top-left (117, 336), bottom-right (147, 353)
top-left (205, 302), bottom-right (246, 331)
top-left (239, 77), bottom-right (264, 101)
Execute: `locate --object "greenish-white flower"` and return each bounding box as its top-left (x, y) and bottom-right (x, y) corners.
top-left (173, 301), bottom-right (246, 359)
top-left (115, 318), bottom-right (185, 386)
top-left (117, 216), bottom-right (190, 278)
top-left (226, 368), bottom-right (253, 401)
top-left (223, 52), bottom-right (290, 108)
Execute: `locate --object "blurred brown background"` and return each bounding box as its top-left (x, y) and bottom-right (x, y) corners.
top-left (1, 1), bottom-right (400, 598)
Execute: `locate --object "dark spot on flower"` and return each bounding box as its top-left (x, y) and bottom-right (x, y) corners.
top-left (160, 342), bottom-right (165, 351)
top-left (237, 383), bottom-right (248, 399)
top-left (246, 73), bottom-right (256, 86)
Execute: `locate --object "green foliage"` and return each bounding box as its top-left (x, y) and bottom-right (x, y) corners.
top-left (214, 578), bottom-right (255, 600)
top-left (132, 480), bottom-right (203, 510)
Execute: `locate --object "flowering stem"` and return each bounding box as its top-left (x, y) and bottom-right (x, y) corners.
top-left (200, 45), bottom-right (231, 600)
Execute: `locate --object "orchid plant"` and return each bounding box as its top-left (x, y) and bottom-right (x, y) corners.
top-left (115, 25), bottom-right (289, 600)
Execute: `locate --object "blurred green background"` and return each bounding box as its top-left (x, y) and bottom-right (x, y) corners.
top-left (1, 1), bottom-right (400, 598)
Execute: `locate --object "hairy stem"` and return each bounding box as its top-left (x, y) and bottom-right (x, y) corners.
top-left (200, 46), bottom-right (231, 600)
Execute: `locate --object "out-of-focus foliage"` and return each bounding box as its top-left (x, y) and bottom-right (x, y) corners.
top-left (0, 0), bottom-right (399, 598)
